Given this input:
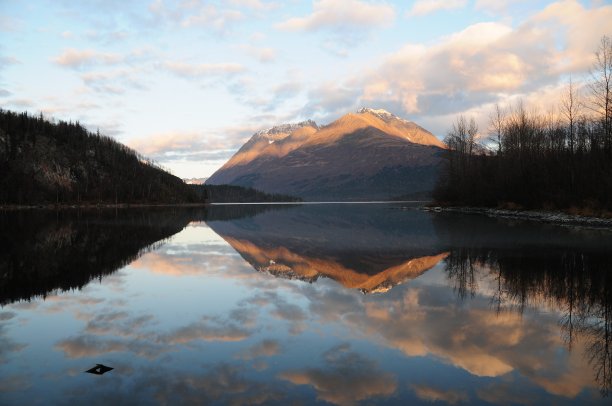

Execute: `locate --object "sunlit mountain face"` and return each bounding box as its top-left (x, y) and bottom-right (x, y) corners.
top-left (206, 109), bottom-right (445, 201)
top-left (1, 204), bottom-right (612, 404)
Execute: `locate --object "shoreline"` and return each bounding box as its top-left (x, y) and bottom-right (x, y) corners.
top-left (0, 200), bottom-right (427, 210)
top-left (421, 206), bottom-right (612, 228)
top-left (0, 203), bottom-right (209, 211)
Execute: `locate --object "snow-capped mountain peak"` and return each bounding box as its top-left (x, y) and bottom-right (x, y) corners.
top-left (357, 107), bottom-right (412, 124)
top-left (254, 120), bottom-right (318, 141)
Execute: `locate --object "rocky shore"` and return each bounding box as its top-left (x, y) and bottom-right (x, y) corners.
top-left (421, 206), bottom-right (612, 228)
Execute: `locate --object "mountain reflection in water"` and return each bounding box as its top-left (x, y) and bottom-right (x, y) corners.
top-left (1, 204), bottom-right (611, 404)
top-left (206, 204), bottom-right (450, 293)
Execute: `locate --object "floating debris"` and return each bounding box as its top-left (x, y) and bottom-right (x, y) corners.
top-left (85, 364), bottom-right (113, 375)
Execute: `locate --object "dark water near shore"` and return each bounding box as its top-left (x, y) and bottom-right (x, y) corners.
top-left (1, 203), bottom-right (612, 405)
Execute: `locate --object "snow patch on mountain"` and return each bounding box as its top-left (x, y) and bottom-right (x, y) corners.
top-left (357, 107), bottom-right (413, 125)
top-left (253, 120), bottom-right (318, 142)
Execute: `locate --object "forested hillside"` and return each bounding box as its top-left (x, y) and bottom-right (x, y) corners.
top-left (0, 109), bottom-right (199, 205)
top-left (193, 184), bottom-right (301, 203)
top-left (434, 36), bottom-right (612, 212)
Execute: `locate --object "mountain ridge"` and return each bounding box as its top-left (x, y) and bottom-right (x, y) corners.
top-left (207, 108), bottom-right (446, 201)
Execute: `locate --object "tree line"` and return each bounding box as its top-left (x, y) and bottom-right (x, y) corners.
top-left (0, 109), bottom-right (301, 205)
top-left (192, 184), bottom-right (301, 203)
top-left (434, 36), bottom-right (612, 212)
top-left (0, 109), bottom-right (200, 204)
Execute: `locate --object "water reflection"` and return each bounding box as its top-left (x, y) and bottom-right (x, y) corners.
top-left (1, 204), bottom-right (612, 404)
top-left (206, 204), bottom-right (449, 293)
top-left (444, 246), bottom-right (612, 396)
top-left (0, 208), bottom-right (207, 304)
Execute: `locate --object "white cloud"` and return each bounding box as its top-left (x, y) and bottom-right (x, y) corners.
top-left (475, 0), bottom-right (528, 15)
top-left (238, 45), bottom-right (277, 63)
top-left (276, 0), bottom-right (395, 32)
top-left (298, 0), bottom-right (612, 131)
top-left (53, 49), bottom-right (123, 69)
top-left (228, 0), bottom-right (278, 11)
top-left (148, 1), bottom-right (245, 33)
top-left (182, 7), bottom-right (244, 30)
top-left (0, 56), bottom-right (20, 69)
top-left (81, 67), bottom-right (148, 94)
top-left (406, 0), bottom-right (467, 17)
top-left (163, 61), bottom-right (246, 78)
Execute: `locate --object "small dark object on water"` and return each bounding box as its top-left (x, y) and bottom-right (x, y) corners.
top-left (85, 364), bottom-right (113, 375)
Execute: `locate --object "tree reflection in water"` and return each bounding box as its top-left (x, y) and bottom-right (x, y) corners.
top-left (444, 247), bottom-right (612, 395)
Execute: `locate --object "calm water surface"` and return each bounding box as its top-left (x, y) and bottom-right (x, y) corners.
top-left (1, 204), bottom-right (612, 405)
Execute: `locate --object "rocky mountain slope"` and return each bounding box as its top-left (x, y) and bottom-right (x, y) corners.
top-left (207, 108), bottom-right (446, 201)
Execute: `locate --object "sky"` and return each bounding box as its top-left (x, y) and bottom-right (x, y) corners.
top-left (1, 0), bottom-right (611, 178)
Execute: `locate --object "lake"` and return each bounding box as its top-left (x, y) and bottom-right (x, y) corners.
top-left (1, 203), bottom-right (612, 405)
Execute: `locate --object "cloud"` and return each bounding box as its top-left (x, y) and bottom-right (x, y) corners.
top-left (475, 0), bottom-right (527, 15)
top-left (0, 89), bottom-right (12, 97)
top-left (159, 317), bottom-right (251, 344)
top-left (81, 67), bottom-right (148, 94)
top-left (0, 325), bottom-right (27, 363)
top-left (407, 0), bottom-right (468, 17)
top-left (3, 98), bottom-right (34, 108)
top-left (53, 47), bottom-right (155, 71)
top-left (181, 7), bottom-right (244, 30)
top-left (228, 0), bottom-right (278, 11)
top-left (0, 374), bottom-right (30, 392)
top-left (163, 61), bottom-right (246, 78)
top-left (131, 363), bottom-right (285, 405)
top-left (84, 312), bottom-right (154, 336)
top-left (412, 384), bottom-right (468, 404)
top-left (238, 45), bottom-right (277, 63)
top-left (276, 0), bottom-right (395, 32)
top-left (476, 381), bottom-right (543, 405)
top-left (149, 1), bottom-right (245, 34)
top-left (127, 131), bottom-right (240, 163)
top-left (53, 48), bottom-right (123, 70)
top-left (235, 339), bottom-right (280, 360)
top-left (0, 312), bottom-right (16, 321)
top-left (126, 122), bottom-right (263, 166)
top-left (84, 29), bottom-right (130, 44)
top-left (55, 335), bottom-right (129, 358)
top-left (297, 0), bottom-right (612, 135)
top-left (0, 56), bottom-right (20, 70)
top-left (300, 83), bottom-right (362, 120)
top-left (279, 345), bottom-right (397, 406)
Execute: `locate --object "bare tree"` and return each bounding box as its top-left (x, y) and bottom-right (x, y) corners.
top-left (488, 103), bottom-right (506, 155)
top-left (589, 35), bottom-right (612, 149)
top-left (445, 115), bottom-right (477, 157)
top-left (561, 77), bottom-right (581, 153)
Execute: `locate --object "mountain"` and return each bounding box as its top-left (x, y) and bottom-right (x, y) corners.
top-left (207, 108), bottom-right (446, 201)
top-left (183, 177), bottom-right (207, 185)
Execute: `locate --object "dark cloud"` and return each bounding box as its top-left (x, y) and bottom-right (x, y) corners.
top-left (158, 316), bottom-right (251, 344)
top-left (279, 344), bottom-right (397, 405)
top-left (411, 384), bottom-right (468, 404)
top-left (0, 311), bottom-right (16, 321)
top-left (235, 339), bottom-right (281, 360)
top-left (0, 325), bottom-right (27, 364)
